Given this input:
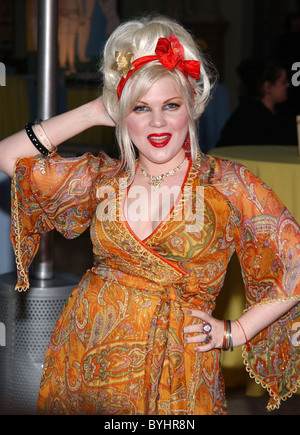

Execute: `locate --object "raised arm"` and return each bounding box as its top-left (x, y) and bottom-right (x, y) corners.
top-left (0, 97), bottom-right (115, 178)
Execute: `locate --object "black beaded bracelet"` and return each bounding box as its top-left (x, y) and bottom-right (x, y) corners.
top-left (25, 122), bottom-right (50, 157)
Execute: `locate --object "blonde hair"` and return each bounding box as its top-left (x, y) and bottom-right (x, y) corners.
top-left (100, 15), bottom-right (216, 178)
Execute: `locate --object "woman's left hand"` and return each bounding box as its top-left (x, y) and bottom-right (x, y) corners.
top-left (183, 310), bottom-right (224, 352)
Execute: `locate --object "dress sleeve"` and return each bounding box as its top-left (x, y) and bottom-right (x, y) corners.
top-left (11, 152), bottom-right (117, 292)
top-left (214, 157), bottom-right (300, 410)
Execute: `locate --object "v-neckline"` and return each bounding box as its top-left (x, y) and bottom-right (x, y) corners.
top-left (121, 158), bottom-right (193, 243)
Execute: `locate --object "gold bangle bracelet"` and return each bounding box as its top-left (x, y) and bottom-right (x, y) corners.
top-left (34, 119), bottom-right (56, 153)
top-left (222, 319), bottom-right (233, 351)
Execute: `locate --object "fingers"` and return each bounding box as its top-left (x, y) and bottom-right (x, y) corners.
top-left (185, 309), bottom-right (211, 321)
top-left (184, 321), bottom-right (212, 335)
top-left (184, 310), bottom-right (220, 352)
top-left (184, 331), bottom-right (215, 353)
top-left (185, 333), bottom-right (213, 345)
top-left (193, 342), bottom-right (215, 353)
top-left (183, 310), bottom-right (211, 334)
top-left (185, 332), bottom-right (206, 343)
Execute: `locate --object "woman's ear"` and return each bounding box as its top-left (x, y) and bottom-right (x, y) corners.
top-left (262, 80), bottom-right (272, 97)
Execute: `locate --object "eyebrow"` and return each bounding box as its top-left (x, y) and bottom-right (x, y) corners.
top-left (137, 96), bottom-right (183, 105)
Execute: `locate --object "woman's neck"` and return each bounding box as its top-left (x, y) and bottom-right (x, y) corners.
top-left (261, 96), bottom-right (275, 114)
top-left (137, 150), bottom-right (187, 176)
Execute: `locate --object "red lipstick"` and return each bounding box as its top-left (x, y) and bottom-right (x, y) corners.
top-left (147, 133), bottom-right (172, 148)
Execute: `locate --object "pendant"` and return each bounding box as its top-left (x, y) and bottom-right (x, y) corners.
top-left (139, 157), bottom-right (187, 190)
top-left (148, 175), bottom-right (166, 190)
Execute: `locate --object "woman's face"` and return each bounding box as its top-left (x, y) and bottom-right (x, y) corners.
top-left (268, 69), bottom-right (290, 104)
top-left (126, 77), bottom-right (189, 170)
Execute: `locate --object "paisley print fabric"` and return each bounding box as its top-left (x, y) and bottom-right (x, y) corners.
top-left (11, 152), bottom-right (300, 414)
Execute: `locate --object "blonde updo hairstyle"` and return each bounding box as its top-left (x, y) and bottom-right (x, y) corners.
top-left (100, 15), bottom-right (215, 178)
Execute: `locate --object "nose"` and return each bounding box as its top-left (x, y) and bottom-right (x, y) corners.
top-left (149, 109), bottom-right (167, 128)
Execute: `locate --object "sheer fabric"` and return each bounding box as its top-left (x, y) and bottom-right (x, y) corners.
top-left (11, 152), bottom-right (300, 414)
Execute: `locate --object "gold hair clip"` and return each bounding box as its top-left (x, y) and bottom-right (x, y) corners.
top-left (112, 51), bottom-right (134, 78)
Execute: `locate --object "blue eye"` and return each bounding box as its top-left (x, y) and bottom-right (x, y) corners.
top-left (132, 102), bottom-right (182, 113)
top-left (163, 103), bottom-right (181, 111)
top-left (133, 105), bottom-right (150, 113)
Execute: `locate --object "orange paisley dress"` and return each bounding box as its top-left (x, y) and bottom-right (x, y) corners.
top-left (11, 151), bottom-right (300, 415)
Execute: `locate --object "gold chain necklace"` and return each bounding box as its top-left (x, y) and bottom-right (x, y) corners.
top-left (139, 157), bottom-right (187, 190)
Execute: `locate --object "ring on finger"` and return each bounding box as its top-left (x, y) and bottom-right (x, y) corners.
top-left (202, 321), bottom-right (212, 334)
top-left (204, 334), bottom-right (212, 344)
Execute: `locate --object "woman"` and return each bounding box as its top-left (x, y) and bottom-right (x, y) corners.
top-left (0, 16), bottom-right (299, 415)
top-left (217, 59), bottom-right (298, 146)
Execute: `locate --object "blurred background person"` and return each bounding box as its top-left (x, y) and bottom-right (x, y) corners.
top-left (58, 0), bottom-right (84, 75)
top-left (217, 59), bottom-right (297, 147)
top-left (77, 0), bottom-right (96, 63)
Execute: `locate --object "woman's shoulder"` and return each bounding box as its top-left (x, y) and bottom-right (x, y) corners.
top-left (200, 152), bottom-right (272, 200)
top-left (94, 151), bottom-right (121, 178)
top-left (202, 152), bottom-right (286, 217)
top-left (198, 152), bottom-right (249, 185)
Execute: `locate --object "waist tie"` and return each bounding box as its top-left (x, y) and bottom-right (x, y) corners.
top-left (143, 282), bottom-right (214, 415)
top-left (89, 265), bottom-right (216, 414)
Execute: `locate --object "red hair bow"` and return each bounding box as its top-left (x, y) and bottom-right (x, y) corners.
top-left (116, 34), bottom-right (200, 99)
top-left (155, 34), bottom-right (200, 79)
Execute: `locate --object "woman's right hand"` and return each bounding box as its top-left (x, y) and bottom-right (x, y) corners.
top-left (91, 97), bottom-right (116, 127)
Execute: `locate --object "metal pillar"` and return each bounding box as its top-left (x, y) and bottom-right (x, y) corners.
top-left (34, 0), bottom-right (58, 280)
top-left (37, 0), bottom-right (58, 120)
top-left (0, 0), bottom-right (79, 414)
